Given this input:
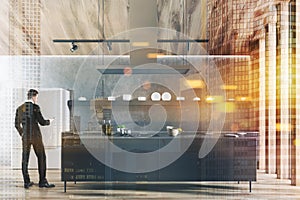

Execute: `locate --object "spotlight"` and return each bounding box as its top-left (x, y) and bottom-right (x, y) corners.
top-left (106, 41), bottom-right (112, 51)
top-left (70, 42), bottom-right (78, 52)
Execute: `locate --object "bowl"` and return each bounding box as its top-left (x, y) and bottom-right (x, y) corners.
top-left (167, 128), bottom-right (181, 136)
top-left (123, 94), bottom-right (132, 101)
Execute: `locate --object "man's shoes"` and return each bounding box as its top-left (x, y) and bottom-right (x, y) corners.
top-left (39, 182), bottom-right (55, 188)
top-left (24, 181), bottom-right (34, 189)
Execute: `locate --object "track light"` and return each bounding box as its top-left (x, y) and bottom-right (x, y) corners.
top-left (70, 42), bottom-right (78, 52)
top-left (106, 41), bottom-right (112, 51)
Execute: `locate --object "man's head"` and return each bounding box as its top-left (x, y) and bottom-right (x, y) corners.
top-left (27, 89), bottom-right (39, 103)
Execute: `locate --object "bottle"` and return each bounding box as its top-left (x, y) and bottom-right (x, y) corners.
top-left (106, 120), bottom-right (112, 136)
top-left (102, 119), bottom-right (112, 136)
top-left (102, 119), bottom-right (107, 135)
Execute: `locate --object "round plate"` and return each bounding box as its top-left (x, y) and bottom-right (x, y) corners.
top-left (151, 92), bottom-right (161, 101)
top-left (162, 92), bottom-right (171, 101)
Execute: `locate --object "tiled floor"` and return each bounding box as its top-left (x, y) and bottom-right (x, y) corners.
top-left (1, 169), bottom-right (300, 199)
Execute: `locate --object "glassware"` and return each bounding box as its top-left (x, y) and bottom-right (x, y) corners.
top-left (102, 120), bottom-right (112, 136)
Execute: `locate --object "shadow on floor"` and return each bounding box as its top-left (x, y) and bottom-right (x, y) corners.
top-left (64, 181), bottom-right (250, 197)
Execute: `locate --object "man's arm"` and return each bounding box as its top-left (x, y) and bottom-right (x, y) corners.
top-left (14, 107), bottom-right (23, 136)
top-left (34, 105), bottom-right (50, 126)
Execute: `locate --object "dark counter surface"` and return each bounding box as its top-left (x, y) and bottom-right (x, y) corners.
top-left (62, 131), bottom-right (257, 139)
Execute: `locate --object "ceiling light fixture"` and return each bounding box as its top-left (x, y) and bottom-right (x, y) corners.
top-left (70, 42), bottom-right (78, 52)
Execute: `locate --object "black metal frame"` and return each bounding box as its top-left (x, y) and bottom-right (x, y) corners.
top-left (52, 39), bottom-right (209, 43)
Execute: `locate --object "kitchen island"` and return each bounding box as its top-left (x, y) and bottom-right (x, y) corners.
top-left (61, 132), bottom-right (257, 192)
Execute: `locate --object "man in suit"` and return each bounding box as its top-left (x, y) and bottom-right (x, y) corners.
top-left (15, 89), bottom-right (55, 189)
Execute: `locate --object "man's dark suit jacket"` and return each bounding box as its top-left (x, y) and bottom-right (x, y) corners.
top-left (15, 102), bottom-right (50, 139)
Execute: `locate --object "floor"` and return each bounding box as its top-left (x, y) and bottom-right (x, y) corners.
top-left (1, 169), bottom-right (300, 199)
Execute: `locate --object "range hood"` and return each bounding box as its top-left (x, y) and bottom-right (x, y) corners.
top-left (129, 0), bottom-right (157, 67)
